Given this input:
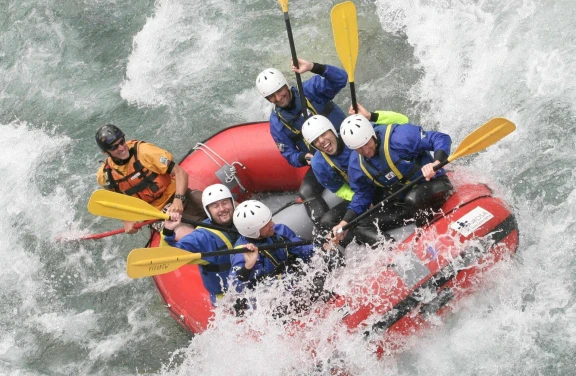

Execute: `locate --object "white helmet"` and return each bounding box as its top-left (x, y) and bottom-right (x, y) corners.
top-left (256, 68), bottom-right (288, 97)
top-left (202, 184), bottom-right (234, 221)
top-left (302, 115), bottom-right (338, 145)
top-left (340, 114), bottom-right (376, 149)
top-left (233, 200), bottom-right (272, 238)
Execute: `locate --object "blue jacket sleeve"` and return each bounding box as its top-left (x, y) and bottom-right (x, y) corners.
top-left (229, 237), bottom-right (269, 293)
top-left (274, 224), bottom-right (315, 261)
top-left (269, 114), bottom-right (307, 167)
top-left (165, 230), bottom-right (226, 265)
top-left (303, 65), bottom-right (348, 101)
top-left (391, 124), bottom-right (451, 160)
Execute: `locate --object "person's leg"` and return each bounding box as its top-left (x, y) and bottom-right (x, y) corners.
top-left (352, 203), bottom-right (409, 245)
top-left (318, 200), bottom-right (349, 232)
top-left (298, 168), bottom-right (329, 223)
top-left (404, 175), bottom-right (453, 226)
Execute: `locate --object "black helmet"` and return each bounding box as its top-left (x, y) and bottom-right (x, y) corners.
top-left (95, 124), bottom-right (125, 152)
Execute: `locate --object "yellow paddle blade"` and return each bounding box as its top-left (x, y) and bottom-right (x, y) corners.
top-left (87, 190), bottom-right (169, 222)
top-left (449, 117), bottom-right (516, 162)
top-left (126, 246), bottom-right (205, 279)
top-left (331, 1), bottom-right (359, 82)
top-left (278, 0), bottom-right (288, 13)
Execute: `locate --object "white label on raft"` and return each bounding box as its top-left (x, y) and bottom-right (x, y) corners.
top-left (450, 206), bottom-right (494, 236)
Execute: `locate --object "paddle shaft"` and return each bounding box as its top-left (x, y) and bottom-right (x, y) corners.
top-left (350, 81), bottom-right (358, 114)
top-left (86, 219), bottom-right (156, 240)
top-left (201, 239), bottom-right (312, 259)
top-left (57, 219), bottom-right (158, 242)
top-left (131, 240), bottom-right (313, 267)
top-left (341, 161), bottom-right (447, 232)
top-left (281, 8), bottom-right (309, 120)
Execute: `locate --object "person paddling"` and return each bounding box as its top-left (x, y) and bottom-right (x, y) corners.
top-left (301, 105), bottom-right (408, 241)
top-left (331, 105), bottom-right (453, 245)
top-left (163, 184), bottom-right (238, 305)
top-left (95, 124), bottom-right (205, 239)
top-left (229, 200), bottom-right (316, 293)
top-left (256, 59), bottom-right (348, 225)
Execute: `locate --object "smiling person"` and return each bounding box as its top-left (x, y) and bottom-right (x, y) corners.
top-left (332, 107), bottom-right (453, 245)
top-left (256, 58), bottom-right (348, 224)
top-left (95, 124), bottom-right (205, 239)
top-left (163, 184), bottom-right (238, 304)
top-left (229, 200), bottom-right (315, 293)
top-left (301, 104), bottom-right (408, 239)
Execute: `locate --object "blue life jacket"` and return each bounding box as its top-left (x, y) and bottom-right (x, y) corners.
top-left (270, 65), bottom-right (348, 167)
top-left (348, 124), bottom-right (451, 215)
top-left (164, 220), bottom-right (238, 298)
top-left (230, 224), bottom-right (314, 292)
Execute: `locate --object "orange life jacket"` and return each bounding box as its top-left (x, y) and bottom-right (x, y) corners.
top-left (103, 141), bottom-right (173, 204)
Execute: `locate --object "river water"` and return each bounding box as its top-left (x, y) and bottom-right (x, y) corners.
top-left (1, 0), bottom-right (575, 375)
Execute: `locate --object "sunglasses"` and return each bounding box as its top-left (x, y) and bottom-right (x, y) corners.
top-left (108, 138), bottom-right (126, 151)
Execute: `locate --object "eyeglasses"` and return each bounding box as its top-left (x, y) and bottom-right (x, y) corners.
top-left (108, 138), bottom-right (126, 151)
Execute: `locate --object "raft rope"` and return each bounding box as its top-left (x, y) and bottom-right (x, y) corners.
top-left (193, 142), bottom-right (248, 193)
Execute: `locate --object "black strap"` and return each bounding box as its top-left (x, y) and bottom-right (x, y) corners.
top-left (201, 263), bottom-right (232, 273)
top-left (320, 101), bottom-right (334, 117)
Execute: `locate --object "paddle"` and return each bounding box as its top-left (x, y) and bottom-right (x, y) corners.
top-left (87, 190), bottom-right (239, 234)
top-left (339, 117), bottom-right (517, 232)
top-left (57, 219), bottom-right (157, 242)
top-left (277, 0), bottom-right (309, 120)
top-left (126, 240), bottom-right (313, 278)
top-left (331, 1), bottom-right (359, 113)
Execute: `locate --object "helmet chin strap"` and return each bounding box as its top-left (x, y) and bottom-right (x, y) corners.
top-left (334, 137), bottom-right (345, 156)
top-left (373, 135), bottom-right (381, 156)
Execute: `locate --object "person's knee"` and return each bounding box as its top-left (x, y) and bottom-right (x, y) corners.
top-left (306, 199), bottom-right (328, 222)
top-left (405, 179), bottom-right (452, 210)
top-left (298, 183), bottom-right (315, 200)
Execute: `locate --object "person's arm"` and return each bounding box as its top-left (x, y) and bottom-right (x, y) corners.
top-left (276, 225), bottom-right (315, 262)
top-left (304, 63), bottom-right (348, 101)
top-left (350, 103), bottom-right (409, 125)
top-left (419, 128), bottom-right (451, 181)
top-left (167, 164), bottom-right (189, 215)
top-left (229, 241), bottom-right (261, 293)
top-left (270, 115), bottom-right (308, 167)
top-left (396, 124), bottom-right (451, 181)
top-left (372, 111), bottom-right (409, 125)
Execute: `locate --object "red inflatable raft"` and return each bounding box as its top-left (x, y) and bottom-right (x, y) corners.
top-left (146, 121), bottom-right (519, 344)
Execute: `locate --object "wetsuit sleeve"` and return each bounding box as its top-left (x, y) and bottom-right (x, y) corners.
top-left (275, 224), bottom-right (315, 261)
top-left (372, 111), bottom-right (409, 125)
top-left (136, 142), bottom-right (175, 175)
top-left (304, 64), bottom-right (348, 101)
top-left (269, 113), bottom-right (307, 167)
